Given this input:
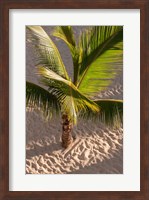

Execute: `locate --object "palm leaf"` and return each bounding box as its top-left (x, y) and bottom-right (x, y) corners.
top-left (52, 26), bottom-right (76, 51)
top-left (27, 26), bottom-right (69, 79)
top-left (77, 26), bottom-right (123, 98)
top-left (94, 99), bottom-right (123, 127)
top-left (38, 67), bottom-right (100, 124)
top-left (26, 81), bottom-right (60, 119)
top-left (52, 26), bottom-right (80, 85)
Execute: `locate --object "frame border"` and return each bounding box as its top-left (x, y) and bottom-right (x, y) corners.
top-left (0, 0), bottom-right (149, 199)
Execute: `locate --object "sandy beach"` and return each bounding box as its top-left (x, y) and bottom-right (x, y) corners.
top-left (26, 26), bottom-right (123, 174)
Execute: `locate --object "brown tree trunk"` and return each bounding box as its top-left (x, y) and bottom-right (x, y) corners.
top-left (62, 114), bottom-right (73, 148)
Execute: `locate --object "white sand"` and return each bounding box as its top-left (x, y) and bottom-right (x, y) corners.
top-left (26, 114), bottom-right (123, 174)
top-left (26, 26), bottom-right (123, 174)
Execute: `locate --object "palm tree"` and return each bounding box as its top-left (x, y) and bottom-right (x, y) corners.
top-left (26, 26), bottom-right (123, 149)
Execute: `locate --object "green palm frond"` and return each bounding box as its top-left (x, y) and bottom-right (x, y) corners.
top-left (52, 26), bottom-right (79, 85)
top-left (26, 26), bottom-right (123, 128)
top-left (26, 81), bottom-right (60, 119)
top-left (76, 26), bottom-right (123, 98)
top-left (27, 26), bottom-right (69, 79)
top-left (38, 67), bottom-right (100, 124)
top-left (52, 26), bottom-right (76, 51)
top-left (94, 99), bottom-right (123, 127)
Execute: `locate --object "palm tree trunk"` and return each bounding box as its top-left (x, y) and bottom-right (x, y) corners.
top-left (62, 114), bottom-right (73, 148)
